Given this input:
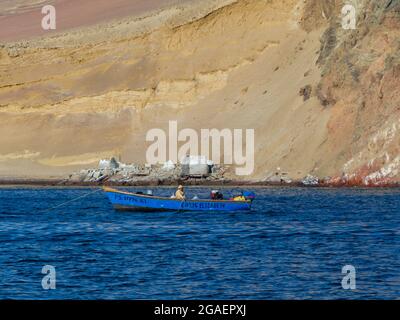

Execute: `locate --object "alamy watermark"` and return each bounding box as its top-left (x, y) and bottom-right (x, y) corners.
top-left (41, 265), bottom-right (56, 290)
top-left (39, 3), bottom-right (356, 31)
top-left (146, 121), bottom-right (255, 176)
top-left (41, 5), bottom-right (56, 30)
top-left (341, 265), bottom-right (356, 290)
top-left (341, 4), bottom-right (356, 30)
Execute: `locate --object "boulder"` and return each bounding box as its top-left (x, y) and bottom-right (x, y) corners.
top-left (302, 174), bottom-right (319, 186)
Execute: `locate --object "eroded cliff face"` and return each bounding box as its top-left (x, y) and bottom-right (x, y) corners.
top-left (0, 0), bottom-right (399, 183)
top-left (312, 0), bottom-right (400, 185)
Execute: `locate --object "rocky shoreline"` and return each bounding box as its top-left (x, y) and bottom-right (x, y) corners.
top-left (1, 157), bottom-right (399, 188)
top-left (1, 177), bottom-right (398, 188)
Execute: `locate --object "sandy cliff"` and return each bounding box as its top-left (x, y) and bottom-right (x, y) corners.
top-left (0, 0), bottom-right (399, 184)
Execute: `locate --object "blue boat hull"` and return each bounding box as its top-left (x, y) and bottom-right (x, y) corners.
top-left (104, 187), bottom-right (252, 212)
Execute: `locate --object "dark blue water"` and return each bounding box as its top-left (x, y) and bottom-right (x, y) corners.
top-left (0, 187), bottom-right (399, 299)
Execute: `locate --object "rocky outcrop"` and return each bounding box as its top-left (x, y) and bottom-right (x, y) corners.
top-left (65, 158), bottom-right (227, 185)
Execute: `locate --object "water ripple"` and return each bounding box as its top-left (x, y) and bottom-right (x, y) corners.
top-left (0, 187), bottom-right (399, 299)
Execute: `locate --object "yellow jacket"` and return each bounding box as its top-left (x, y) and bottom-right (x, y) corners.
top-left (175, 190), bottom-right (186, 200)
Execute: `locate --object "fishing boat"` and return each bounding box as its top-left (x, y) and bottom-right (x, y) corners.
top-left (103, 187), bottom-right (253, 212)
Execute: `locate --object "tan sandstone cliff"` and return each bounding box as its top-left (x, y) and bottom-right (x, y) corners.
top-left (0, 0), bottom-right (399, 184)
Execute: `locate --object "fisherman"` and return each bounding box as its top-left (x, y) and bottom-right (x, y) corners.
top-left (175, 185), bottom-right (186, 200)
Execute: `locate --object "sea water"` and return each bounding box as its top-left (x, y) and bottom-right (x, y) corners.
top-left (0, 187), bottom-right (399, 299)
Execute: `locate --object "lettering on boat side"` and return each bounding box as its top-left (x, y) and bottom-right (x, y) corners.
top-left (154, 304), bottom-right (246, 317)
top-left (114, 194), bottom-right (147, 204)
top-left (182, 202), bottom-right (226, 209)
